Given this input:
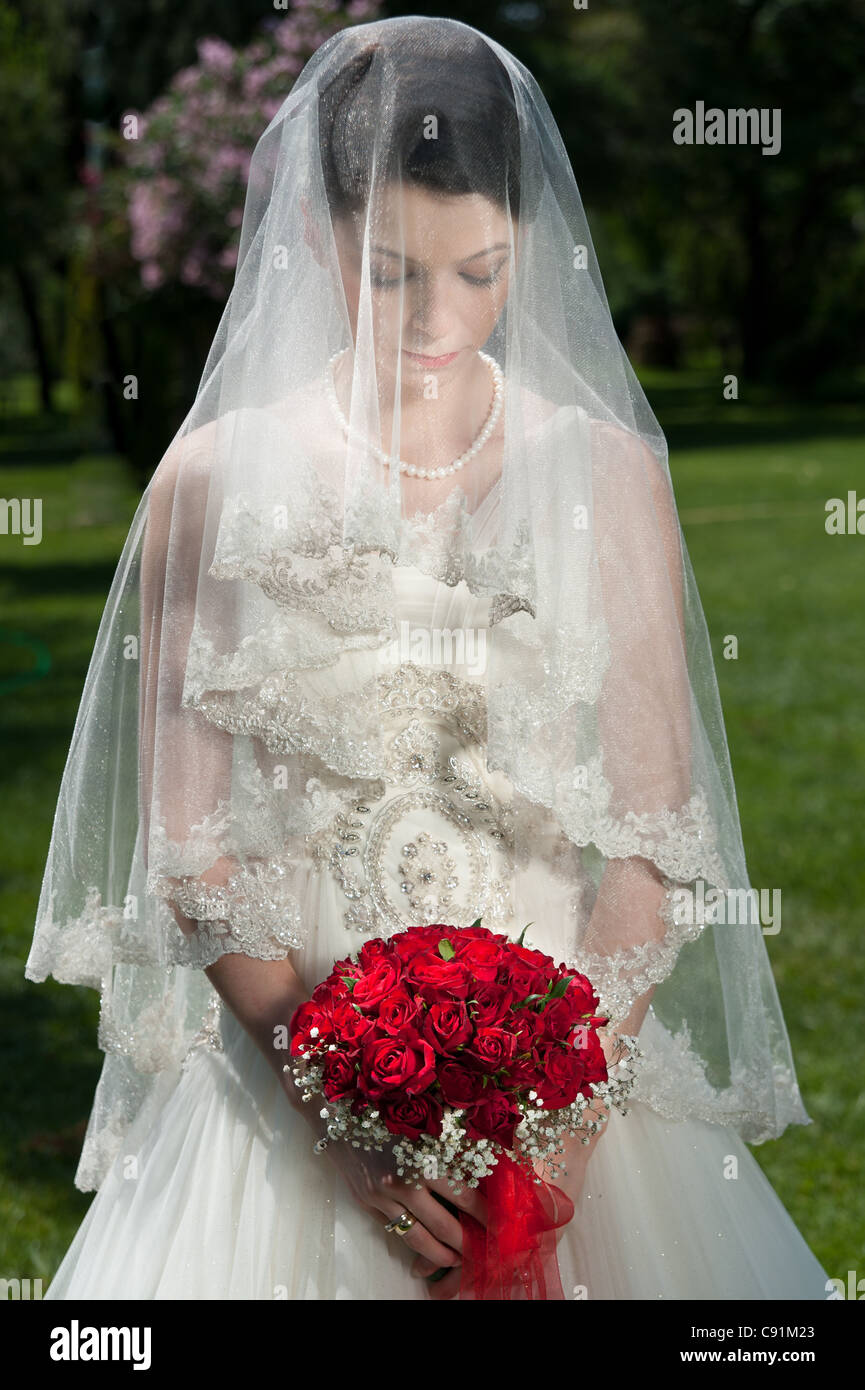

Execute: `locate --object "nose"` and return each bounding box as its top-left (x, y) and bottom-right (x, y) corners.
top-left (406, 271), bottom-right (452, 344)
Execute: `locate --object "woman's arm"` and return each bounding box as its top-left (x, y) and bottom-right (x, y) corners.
top-left (537, 855), bottom-right (664, 1202)
top-left (540, 426), bottom-right (692, 1203)
top-left (204, 951), bottom-right (316, 1106)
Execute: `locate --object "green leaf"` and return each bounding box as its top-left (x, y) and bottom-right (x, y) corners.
top-left (536, 978), bottom-right (570, 1011)
top-left (340, 975), bottom-right (356, 991)
top-left (438, 938), bottom-right (455, 961)
top-left (513, 992), bottom-right (544, 1011)
top-left (470, 917), bottom-right (482, 928)
top-left (515, 921), bottom-right (534, 947)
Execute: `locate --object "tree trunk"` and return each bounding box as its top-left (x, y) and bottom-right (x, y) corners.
top-left (13, 262), bottom-right (54, 412)
top-left (94, 276), bottom-right (135, 470)
top-left (740, 176), bottom-right (769, 382)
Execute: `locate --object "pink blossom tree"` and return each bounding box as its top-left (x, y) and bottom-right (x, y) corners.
top-left (119, 0), bottom-right (379, 298)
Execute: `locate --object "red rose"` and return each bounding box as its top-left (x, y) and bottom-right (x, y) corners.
top-left (377, 988), bottom-right (423, 1035)
top-left (469, 981), bottom-right (517, 1027)
top-left (508, 964), bottom-right (554, 1002)
top-left (455, 924), bottom-right (498, 940)
top-left (510, 1008), bottom-right (544, 1052)
top-left (331, 1000), bottom-right (375, 1051)
top-left (541, 995), bottom-right (587, 1042)
top-left (452, 936), bottom-right (507, 982)
top-left (289, 999), bottom-right (335, 1055)
top-left (437, 1061), bottom-right (487, 1107)
top-left (536, 975), bottom-right (604, 1042)
top-left (391, 924), bottom-right (455, 963)
top-left (508, 943), bottom-right (556, 972)
top-left (352, 957), bottom-right (403, 1012)
top-left (421, 1000), bottom-right (473, 1054)
top-left (464, 1090), bottom-right (522, 1149)
top-left (502, 1053), bottom-right (542, 1089)
top-left (357, 1033), bottom-right (437, 1100)
top-left (465, 1025), bottom-right (516, 1072)
top-left (357, 938), bottom-right (394, 969)
top-left (378, 1091), bottom-right (444, 1141)
top-left (405, 949), bottom-right (471, 1000)
top-left (323, 959), bottom-right (362, 997)
top-left (563, 972), bottom-right (601, 1015)
top-left (534, 1041), bottom-right (588, 1109)
top-left (306, 981), bottom-right (342, 1009)
top-left (573, 1028), bottom-right (608, 1094)
top-left (322, 1049), bottom-right (358, 1101)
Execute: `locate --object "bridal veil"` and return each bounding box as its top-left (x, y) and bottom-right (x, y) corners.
top-left (26, 14), bottom-right (810, 1192)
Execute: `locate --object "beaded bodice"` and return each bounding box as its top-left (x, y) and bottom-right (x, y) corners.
top-left (304, 565), bottom-right (522, 939)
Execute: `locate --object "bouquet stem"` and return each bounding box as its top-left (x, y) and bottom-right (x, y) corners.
top-left (457, 1149), bottom-right (574, 1300)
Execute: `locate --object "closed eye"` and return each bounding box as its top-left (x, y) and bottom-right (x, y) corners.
top-left (370, 261), bottom-right (508, 290)
top-left (460, 267), bottom-right (506, 287)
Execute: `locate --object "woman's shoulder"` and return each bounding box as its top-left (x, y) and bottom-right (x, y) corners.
top-left (587, 415), bottom-right (669, 494)
top-left (513, 392), bottom-right (670, 497)
top-left (149, 415), bottom-right (234, 489)
top-left (149, 398), bottom-right (318, 491)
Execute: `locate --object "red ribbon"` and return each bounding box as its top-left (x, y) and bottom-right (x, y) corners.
top-left (457, 1150), bottom-right (574, 1300)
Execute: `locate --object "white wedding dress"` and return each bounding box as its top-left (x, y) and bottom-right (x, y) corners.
top-left (43, 486), bottom-right (830, 1301)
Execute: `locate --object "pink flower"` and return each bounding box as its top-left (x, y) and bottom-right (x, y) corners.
top-left (197, 37), bottom-right (236, 76)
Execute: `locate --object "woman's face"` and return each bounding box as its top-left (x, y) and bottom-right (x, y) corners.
top-left (331, 182), bottom-right (515, 384)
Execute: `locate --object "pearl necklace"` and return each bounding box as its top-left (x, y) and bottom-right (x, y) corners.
top-left (325, 348), bottom-right (504, 479)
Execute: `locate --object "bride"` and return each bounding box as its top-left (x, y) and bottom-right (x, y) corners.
top-left (28, 15), bottom-right (830, 1299)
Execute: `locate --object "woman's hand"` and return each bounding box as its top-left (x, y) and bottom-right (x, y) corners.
top-left (278, 1050), bottom-right (487, 1299)
top-left (407, 1187), bottom-right (481, 1300)
top-left (535, 1108), bottom-right (608, 1245)
top-left (323, 1137), bottom-right (488, 1300)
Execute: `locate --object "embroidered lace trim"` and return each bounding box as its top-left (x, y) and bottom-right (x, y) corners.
top-left (208, 487), bottom-right (537, 631)
top-left (185, 662), bottom-right (488, 779)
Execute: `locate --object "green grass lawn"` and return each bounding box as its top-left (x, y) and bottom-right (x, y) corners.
top-left (1, 378), bottom-right (862, 1290)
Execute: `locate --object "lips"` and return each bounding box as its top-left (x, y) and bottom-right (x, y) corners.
top-left (403, 348), bottom-right (460, 367)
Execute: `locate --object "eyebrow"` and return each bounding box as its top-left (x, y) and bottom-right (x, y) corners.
top-left (370, 242), bottom-right (510, 264)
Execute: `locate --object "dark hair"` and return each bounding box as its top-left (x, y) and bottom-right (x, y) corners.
top-left (318, 30), bottom-right (528, 221)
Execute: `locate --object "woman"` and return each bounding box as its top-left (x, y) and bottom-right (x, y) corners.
top-left (28, 15), bottom-right (829, 1299)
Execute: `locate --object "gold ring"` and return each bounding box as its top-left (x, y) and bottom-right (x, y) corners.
top-left (384, 1211), bottom-right (416, 1236)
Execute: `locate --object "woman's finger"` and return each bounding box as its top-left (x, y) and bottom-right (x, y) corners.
top-left (426, 1264), bottom-right (462, 1300)
top-left (401, 1185), bottom-right (467, 1255)
top-left (372, 1200), bottom-right (461, 1270)
top-left (409, 1251), bottom-right (464, 1297)
top-left (427, 1176), bottom-right (489, 1228)
top-left (372, 1171), bottom-right (467, 1253)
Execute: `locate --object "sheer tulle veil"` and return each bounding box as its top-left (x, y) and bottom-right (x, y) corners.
top-left (26, 14), bottom-right (810, 1192)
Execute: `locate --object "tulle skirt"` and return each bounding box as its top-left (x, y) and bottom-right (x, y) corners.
top-left (43, 998), bottom-right (830, 1301)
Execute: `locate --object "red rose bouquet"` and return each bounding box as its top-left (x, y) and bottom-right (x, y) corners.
top-left (288, 919), bottom-right (640, 1299)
